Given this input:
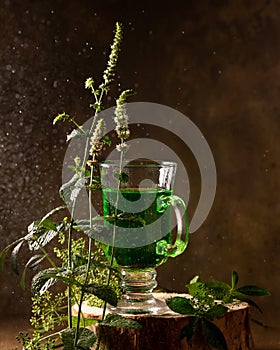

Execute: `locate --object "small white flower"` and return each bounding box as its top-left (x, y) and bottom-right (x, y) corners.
top-left (116, 142), bottom-right (130, 152)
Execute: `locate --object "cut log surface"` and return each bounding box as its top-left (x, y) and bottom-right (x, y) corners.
top-left (72, 293), bottom-right (255, 350)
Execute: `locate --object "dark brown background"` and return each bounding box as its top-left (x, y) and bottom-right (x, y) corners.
top-left (0, 0), bottom-right (279, 349)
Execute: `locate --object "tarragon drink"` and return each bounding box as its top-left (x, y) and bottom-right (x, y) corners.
top-left (99, 160), bottom-right (188, 315)
top-left (102, 187), bottom-right (172, 268)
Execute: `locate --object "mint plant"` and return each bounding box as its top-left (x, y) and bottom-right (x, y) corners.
top-left (0, 22), bottom-right (141, 350)
top-left (166, 271), bottom-right (270, 350)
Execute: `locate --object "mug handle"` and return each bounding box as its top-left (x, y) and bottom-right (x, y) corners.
top-left (156, 194), bottom-right (189, 258)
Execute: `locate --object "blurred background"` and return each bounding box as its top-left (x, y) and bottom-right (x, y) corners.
top-left (0, 0), bottom-right (279, 349)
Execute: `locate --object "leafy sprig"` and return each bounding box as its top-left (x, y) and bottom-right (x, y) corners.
top-left (166, 271), bottom-right (270, 350)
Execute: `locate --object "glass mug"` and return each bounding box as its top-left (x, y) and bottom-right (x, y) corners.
top-left (98, 159), bottom-right (189, 315)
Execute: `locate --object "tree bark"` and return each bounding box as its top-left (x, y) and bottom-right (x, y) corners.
top-left (72, 293), bottom-right (255, 350)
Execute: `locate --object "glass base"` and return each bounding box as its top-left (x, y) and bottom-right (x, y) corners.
top-left (109, 293), bottom-right (170, 315)
top-left (109, 267), bottom-right (170, 315)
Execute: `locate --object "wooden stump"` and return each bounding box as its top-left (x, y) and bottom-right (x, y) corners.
top-left (72, 293), bottom-right (255, 350)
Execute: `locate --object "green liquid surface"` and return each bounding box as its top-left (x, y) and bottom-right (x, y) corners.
top-left (102, 188), bottom-right (172, 268)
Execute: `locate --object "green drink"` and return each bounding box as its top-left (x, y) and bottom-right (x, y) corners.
top-left (102, 188), bottom-right (172, 268)
top-left (99, 160), bottom-right (188, 315)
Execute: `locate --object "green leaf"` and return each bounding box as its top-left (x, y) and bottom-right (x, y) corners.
top-left (77, 328), bottom-right (96, 349)
top-left (114, 171), bottom-right (129, 183)
top-left (61, 327), bottom-right (96, 350)
top-left (0, 247), bottom-right (10, 270)
top-left (100, 314), bottom-right (142, 329)
top-left (20, 254), bottom-right (45, 289)
top-left (204, 281), bottom-right (231, 299)
top-left (180, 317), bottom-right (199, 341)
top-left (231, 271), bottom-right (238, 289)
top-left (60, 328), bottom-right (75, 350)
top-left (66, 128), bottom-right (87, 142)
top-left (189, 275), bottom-right (201, 284)
top-left (236, 285), bottom-right (270, 297)
top-left (83, 283), bottom-right (118, 306)
top-left (0, 238), bottom-right (25, 270)
top-left (205, 281), bottom-right (231, 292)
top-left (90, 103), bottom-right (102, 112)
top-left (103, 135), bottom-right (112, 146)
top-left (39, 219), bottom-right (57, 231)
top-left (31, 267), bottom-right (79, 295)
top-left (201, 319), bottom-right (228, 350)
top-left (186, 281), bottom-right (204, 296)
top-left (231, 291), bottom-right (263, 313)
top-left (166, 297), bottom-right (196, 315)
top-left (204, 305), bottom-right (228, 319)
top-left (27, 222), bottom-right (59, 250)
top-left (11, 240), bottom-right (25, 274)
top-left (59, 173), bottom-right (86, 207)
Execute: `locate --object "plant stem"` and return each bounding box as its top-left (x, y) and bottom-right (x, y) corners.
top-left (74, 165), bottom-right (95, 346)
top-left (96, 150), bottom-right (124, 350)
top-left (39, 246), bottom-right (57, 269)
top-left (67, 217), bottom-right (74, 329)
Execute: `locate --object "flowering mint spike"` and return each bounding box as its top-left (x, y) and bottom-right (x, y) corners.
top-left (53, 112), bottom-right (71, 125)
top-left (85, 77), bottom-right (94, 90)
top-left (89, 118), bottom-right (106, 157)
top-left (114, 89), bottom-right (135, 149)
top-left (100, 22), bottom-right (123, 91)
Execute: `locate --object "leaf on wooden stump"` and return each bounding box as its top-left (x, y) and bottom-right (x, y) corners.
top-left (166, 297), bottom-right (196, 315)
top-left (100, 314), bottom-right (142, 329)
top-left (201, 319), bottom-right (228, 350)
top-left (180, 317), bottom-right (199, 341)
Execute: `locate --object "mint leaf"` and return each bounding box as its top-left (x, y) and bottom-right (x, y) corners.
top-left (77, 328), bottom-right (96, 349)
top-left (60, 328), bottom-right (75, 350)
top-left (66, 128), bottom-right (88, 142)
top-left (39, 219), bottom-right (57, 231)
top-left (231, 291), bottom-right (263, 313)
top-left (231, 271), bottom-right (238, 289)
top-left (204, 305), bottom-right (228, 319)
top-left (166, 297), bottom-right (196, 315)
top-left (100, 314), bottom-right (142, 329)
top-left (180, 317), bottom-right (199, 341)
top-left (236, 285), bottom-right (270, 297)
top-left (186, 281), bottom-right (204, 296)
top-left (201, 319), bottom-right (228, 350)
top-left (83, 283), bottom-right (118, 306)
top-left (11, 240), bottom-right (25, 275)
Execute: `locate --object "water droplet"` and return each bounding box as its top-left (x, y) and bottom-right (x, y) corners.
top-left (53, 80), bottom-right (58, 88)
